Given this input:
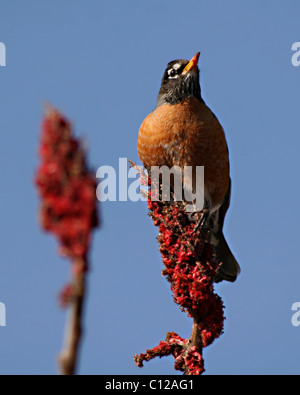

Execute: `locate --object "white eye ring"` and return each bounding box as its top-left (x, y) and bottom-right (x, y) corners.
top-left (168, 68), bottom-right (177, 79)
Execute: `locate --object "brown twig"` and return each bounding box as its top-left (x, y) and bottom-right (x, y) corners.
top-left (58, 260), bottom-right (86, 375)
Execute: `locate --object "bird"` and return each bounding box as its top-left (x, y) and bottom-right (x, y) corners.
top-left (137, 52), bottom-right (240, 283)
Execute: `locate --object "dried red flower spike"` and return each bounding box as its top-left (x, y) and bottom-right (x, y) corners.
top-left (35, 106), bottom-right (99, 375)
top-left (35, 107), bottom-right (99, 270)
top-left (132, 163), bottom-right (225, 375)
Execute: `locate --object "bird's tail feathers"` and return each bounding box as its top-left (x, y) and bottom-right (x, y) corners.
top-left (213, 231), bottom-right (240, 283)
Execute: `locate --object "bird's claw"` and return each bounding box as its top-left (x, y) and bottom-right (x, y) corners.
top-left (192, 209), bottom-right (209, 234)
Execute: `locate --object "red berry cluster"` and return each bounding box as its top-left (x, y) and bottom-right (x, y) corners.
top-left (134, 332), bottom-right (187, 368)
top-left (151, 200), bottom-right (225, 346)
top-left (134, 173), bottom-right (225, 375)
top-left (35, 108), bottom-right (99, 270)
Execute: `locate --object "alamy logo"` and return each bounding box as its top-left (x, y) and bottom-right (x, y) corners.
top-left (291, 302), bottom-right (300, 327)
top-left (96, 158), bottom-right (205, 213)
top-left (0, 302), bottom-right (6, 326)
top-left (291, 42), bottom-right (300, 67)
top-left (0, 42), bottom-right (6, 67)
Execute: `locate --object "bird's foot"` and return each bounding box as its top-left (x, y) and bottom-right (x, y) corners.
top-left (192, 209), bottom-right (209, 234)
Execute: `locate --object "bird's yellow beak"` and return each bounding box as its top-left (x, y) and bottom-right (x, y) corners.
top-left (182, 52), bottom-right (200, 75)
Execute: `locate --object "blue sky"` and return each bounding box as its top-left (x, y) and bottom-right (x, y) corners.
top-left (0, 0), bottom-right (300, 375)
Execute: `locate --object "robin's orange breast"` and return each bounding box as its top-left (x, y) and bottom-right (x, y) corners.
top-left (137, 97), bottom-right (230, 210)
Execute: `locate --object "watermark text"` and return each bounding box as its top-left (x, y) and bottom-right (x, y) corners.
top-left (291, 42), bottom-right (300, 66)
top-left (0, 42), bottom-right (6, 67)
top-left (0, 302), bottom-right (6, 327)
top-left (291, 302), bottom-right (300, 327)
top-left (96, 158), bottom-right (205, 213)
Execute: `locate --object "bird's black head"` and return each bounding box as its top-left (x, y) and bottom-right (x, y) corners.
top-left (156, 52), bottom-right (203, 108)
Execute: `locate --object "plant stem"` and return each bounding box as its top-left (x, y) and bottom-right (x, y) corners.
top-left (58, 260), bottom-right (86, 375)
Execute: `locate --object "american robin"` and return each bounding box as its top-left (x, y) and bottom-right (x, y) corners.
top-left (137, 52), bottom-right (240, 282)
